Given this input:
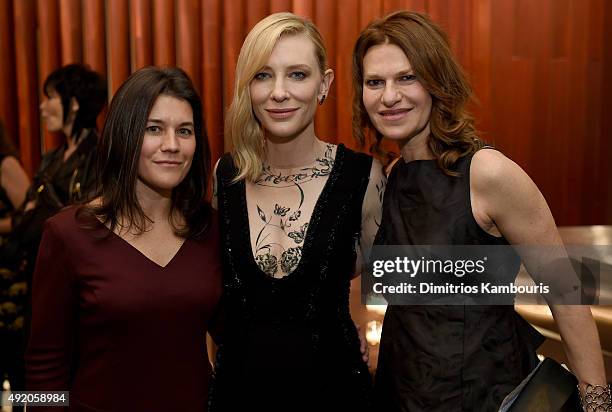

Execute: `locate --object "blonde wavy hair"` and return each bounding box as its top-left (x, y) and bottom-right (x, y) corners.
top-left (226, 12), bottom-right (328, 182)
top-left (352, 11), bottom-right (484, 175)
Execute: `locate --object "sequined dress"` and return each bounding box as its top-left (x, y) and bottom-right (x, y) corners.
top-left (211, 144), bottom-right (373, 412)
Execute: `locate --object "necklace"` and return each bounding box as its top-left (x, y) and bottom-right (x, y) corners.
top-left (256, 143), bottom-right (335, 187)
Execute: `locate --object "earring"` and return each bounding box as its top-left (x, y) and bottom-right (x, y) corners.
top-left (319, 94), bottom-right (326, 105)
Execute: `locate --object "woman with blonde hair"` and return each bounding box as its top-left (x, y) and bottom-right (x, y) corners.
top-left (211, 12), bottom-right (384, 411)
top-left (353, 11), bottom-right (608, 411)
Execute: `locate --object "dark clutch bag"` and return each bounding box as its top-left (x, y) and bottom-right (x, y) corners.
top-left (499, 357), bottom-right (582, 412)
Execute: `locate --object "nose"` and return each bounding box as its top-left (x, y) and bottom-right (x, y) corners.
top-left (39, 99), bottom-right (47, 111)
top-left (160, 129), bottom-right (180, 153)
top-left (270, 77), bottom-right (289, 102)
top-left (381, 82), bottom-right (401, 107)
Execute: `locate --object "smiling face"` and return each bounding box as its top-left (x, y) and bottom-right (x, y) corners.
top-left (249, 33), bottom-right (332, 142)
top-left (137, 94), bottom-right (196, 195)
top-left (362, 43), bottom-right (432, 147)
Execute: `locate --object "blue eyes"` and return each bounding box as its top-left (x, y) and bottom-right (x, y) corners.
top-left (365, 75), bottom-right (417, 88)
top-left (145, 126), bottom-right (194, 137)
top-left (254, 72), bottom-right (271, 81)
top-left (253, 71), bottom-right (309, 81)
top-left (289, 71), bottom-right (307, 80)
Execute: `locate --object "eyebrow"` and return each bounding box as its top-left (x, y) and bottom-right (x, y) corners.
top-left (364, 69), bottom-right (414, 79)
top-left (147, 118), bottom-right (194, 127)
top-left (259, 64), bottom-right (312, 71)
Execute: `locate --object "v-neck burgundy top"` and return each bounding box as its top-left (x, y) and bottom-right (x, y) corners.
top-left (26, 206), bottom-right (222, 411)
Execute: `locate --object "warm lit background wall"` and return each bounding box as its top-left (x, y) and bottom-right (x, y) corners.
top-left (0, 0), bottom-right (610, 225)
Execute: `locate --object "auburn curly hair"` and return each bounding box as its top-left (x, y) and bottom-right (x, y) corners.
top-left (352, 11), bottom-right (484, 175)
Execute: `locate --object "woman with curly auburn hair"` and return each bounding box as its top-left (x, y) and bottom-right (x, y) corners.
top-left (353, 10), bottom-right (608, 412)
top-left (211, 12), bottom-right (385, 412)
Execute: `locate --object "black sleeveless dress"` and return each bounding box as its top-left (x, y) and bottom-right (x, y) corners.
top-left (211, 144), bottom-right (373, 412)
top-left (373, 152), bottom-right (545, 412)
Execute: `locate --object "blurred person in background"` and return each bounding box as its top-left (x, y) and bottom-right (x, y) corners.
top-left (0, 121), bottom-right (30, 408)
top-left (0, 121), bottom-right (30, 233)
top-left (0, 64), bottom-right (106, 406)
top-left (6, 64), bottom-right (107, 258)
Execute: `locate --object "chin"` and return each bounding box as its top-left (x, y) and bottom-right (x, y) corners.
top-left (374, 127), bottom-right (405, 141)
top-left (44, 124), bottom-right (63, 133)
top-left (144, 178), bottom-right (184, 193)
top-left (264, 124), bottom-right (308, 141)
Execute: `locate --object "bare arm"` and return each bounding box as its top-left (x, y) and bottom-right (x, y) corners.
top-left (471, 149), bottom-right (606, 390)
top-left (356, 158), bottom-right (386, 276)
top-left (1, 155), bottom-right (30, 208)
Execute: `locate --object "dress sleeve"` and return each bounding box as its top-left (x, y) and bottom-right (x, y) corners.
top-left (26, 217), bottom-right (77, 398)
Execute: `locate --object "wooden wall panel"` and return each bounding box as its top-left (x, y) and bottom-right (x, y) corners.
top-left (269, 0), bottom-right (291, 13)
top-left (222, 0), bottom-right (245, 150)
top-left (0, 0), bottom-right (17, 147)
top-left (130, 0), bottom-right (152, 70)
top-left (152, 0), bottom-right (175, 66)
top-left (335, 0), bottom-right (360, 148)
top-left (202, 0), bottom-right (223, 162)
top-left (13, 0), bottom-right (40, 174)
top-left (58, 0), bottom-right (82, 64)
top-left (36, 0), bottom-right (62, 152)
top-left (176, 0), bottom-right (201, 90)
top-left (82, 0), bottom-right (106, 75)
top-left (1, 0), bottom-right (610, 224)
top-left (246, 0), bottom-right (268, 31)
top-left (106, 0), bottom-right (130, 94)
top-left (313, 0), bottom-right (337, 142)
top-left (292, 0), bottom-right (314, 19)
top-left (600, 0), bottom-right (612, 224)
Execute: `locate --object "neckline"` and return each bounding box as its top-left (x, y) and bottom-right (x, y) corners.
top-left (263, 139), bottom-right (329, 171)
top-left (241, 143), bottom-right (345, 281)
top-left (101, 222), bottom-right (190, 269)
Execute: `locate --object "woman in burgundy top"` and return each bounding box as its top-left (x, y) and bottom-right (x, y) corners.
top-left (26, 67), bottom-right (222, 411)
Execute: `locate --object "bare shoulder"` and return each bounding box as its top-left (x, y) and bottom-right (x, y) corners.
top-left (1, 155), bottom-right (19, 170)
top-left (470, 148), bottom-right (532, 195)
top-left (1, 155), bottom-right (27, 178)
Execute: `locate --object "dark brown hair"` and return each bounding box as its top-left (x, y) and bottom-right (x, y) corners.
top-left (43, 64), bottom-right (107, 141)
top-left (352, 11), bottom-right (483, 175)
top-left (79, 67), bottom-right (211, 238)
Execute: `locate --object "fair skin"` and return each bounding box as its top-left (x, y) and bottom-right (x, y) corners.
top-left (249, 33), bottom-right (334, 168)
top-left (363, 42), bottom-right (606, 391)
top-left (39, 89), bottom-right (82, 161)
top-left (92, 95), bottom-right (196, 267)
top-left (214, 33), bottom-right (384, 362)
top-left (0, 155), bottom-right (31, 233)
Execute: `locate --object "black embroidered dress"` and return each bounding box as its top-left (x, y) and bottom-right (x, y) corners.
top-left (211, 144), bottom-right (373, 412)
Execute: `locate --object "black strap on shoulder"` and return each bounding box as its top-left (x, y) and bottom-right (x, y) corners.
top-left (216, 153), bottom-right (239, 187)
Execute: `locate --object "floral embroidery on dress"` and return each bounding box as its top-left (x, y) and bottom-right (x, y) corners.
top-left (255, 253), bottom-right (278, 277)
top-left (251, 144), bottom-right (336, 278)
top-left (280, 247), bottom-right (302, 274)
